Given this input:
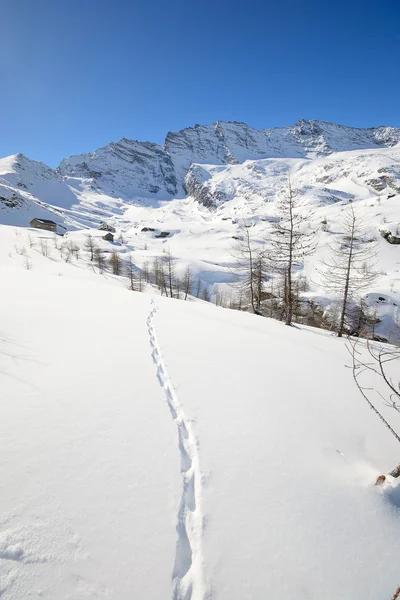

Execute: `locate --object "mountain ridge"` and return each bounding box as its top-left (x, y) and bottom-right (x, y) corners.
top-left (0, 118), bottom-right (399, 342)
top-left (1, 118), bottom-right (400, 222)
top-left (54, 119), bottom-right (400, 200)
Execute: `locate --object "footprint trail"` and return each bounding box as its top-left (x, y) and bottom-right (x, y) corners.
top-left (147, 301), bottom-right (207, 600)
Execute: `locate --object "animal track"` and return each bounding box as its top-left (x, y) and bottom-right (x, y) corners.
top-left (147, 301), bottom-right (207, 600)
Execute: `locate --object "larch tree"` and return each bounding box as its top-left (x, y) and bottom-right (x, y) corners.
top-left (201, 285), bottom-right (211, 302)
top-left (125, 253), bottom-right (137, 291)
top-left (267, 176), bottom-right (316, 326)
top-left (230, 224), bottom-right (266, 315)
top-left (109, 251), bottom-right (123, 276)
top-left (152, 257), bottom-right (168, 295)
top-left (84, 234), bottom-right (98, 262)
top-left (195, 278), bottom-right (202, 298)
top-left (143, 260), bottom-right (150, 284)
top-left (318, 204), bottom-right (377, 337)
top-left (163, 249), bottom-right (176, 298)
top-left (94, 247), bottom-right (107, 273)
top-left (182, 266), bottom-right (194, 300)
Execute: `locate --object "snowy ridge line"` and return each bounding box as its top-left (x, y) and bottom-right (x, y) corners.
top-left (147, 300), bottom-right (207, 600)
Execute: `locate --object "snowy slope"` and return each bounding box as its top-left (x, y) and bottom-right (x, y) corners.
top-left (0, 154), bottom-right (84, 229)
top-left (1, 224), bottom-right (400, 599)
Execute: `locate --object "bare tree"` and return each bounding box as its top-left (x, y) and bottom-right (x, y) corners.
top-left (267, 176), bottom-right (316, 326)
top-left (214, 284), bottom-right (228, 307)
top-left (151, 257), bottom-right (160, 287)
top-left (94, 247), bottom-right (107, 273)
top-left (64, 244), bottom-right (72, 263)
top-left (137, 271), bottom-right (143, 292)
top-left (195, 278), bottom-right (202, 298)
top-left (230, 225), bottom-right (265, 315)
top-left (182, 266), bottom-right (194, 300)
top-left (66, 241), bottom-right (80, 261)
top-left (152, 257), bottom-right (167, 295)
top-left (125, 253), bottom-right (138, 291)
top-left (40, 239), bottom-right (49, 257)
top-left (201, 285), bottom-right (211, 302)
top-left (175, 277), bottom-right (181, 299)
top-left (253, 251), bottom-right (268, 314)
top-left (163, 249), bottom-right (176, 298)
top-left (24, 256), bottom-right (32, 270)
top-left (143, 260), bottom-right (150, 284)
top-left (71, 242), bottom-right (80, 260)
top-left (109, 251), bottom-right (123, 275)
top-left (15, 245), bottom-right (27, 256)
top-left (348, 335), bottom-right (400, 483)
top-left (84, 234), bottom-right (97, 262)
top-left (319, 205), bottom-right (377, 337)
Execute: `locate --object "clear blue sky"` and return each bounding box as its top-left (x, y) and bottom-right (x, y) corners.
top-left (1, 0), bottom-right (399, 167)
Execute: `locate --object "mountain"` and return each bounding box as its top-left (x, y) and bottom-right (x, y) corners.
top-left (1, 120), bottom-right (400, 212)
top-left (1, 119), bottom-right (400, 341)
top-left (57, 120), bottom-right (400, 199)
top-left (1, 123), bottom-right (400, 598)
top-left (0, 153), bottom-right (81, 227)
top-left (1, 118), bottom-right (399, 218)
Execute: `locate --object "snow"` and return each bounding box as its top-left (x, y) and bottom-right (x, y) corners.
top-left (156, 303), bottom-right (400, 599)
top-left (1, 223), bottom-right (400, 599)
top-left (0, 259), bottom-right (179, 598)
top-left (2, 122), bottom-right (400, 341)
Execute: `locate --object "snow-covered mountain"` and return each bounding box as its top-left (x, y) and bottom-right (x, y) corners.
top-left (1, 121), bottom-right (400, 599)
top-left (1, 118), bottom-right (400, 340)
top-left (56, 119), bottom-right (400, 199)
top-left (0, 118), bottom-right (398, 224)
top-left (1, 119), bottom-right (400, 213)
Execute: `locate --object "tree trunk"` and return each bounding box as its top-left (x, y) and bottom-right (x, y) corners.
top-left (338, 230), bottom-right (354, 337)
top-left (285, 182), bottom-right (294, 326)
top-left (392, 587), bottom-right (400, 600)
top-left (247, 233), bottom-right (257, 314)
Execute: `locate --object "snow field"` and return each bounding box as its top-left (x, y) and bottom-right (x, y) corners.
top-left (1, 242), bottom-right (400, 598)
top-left (148, 302), bottom-right (207, 600)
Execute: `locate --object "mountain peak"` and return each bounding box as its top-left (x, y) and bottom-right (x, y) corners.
top-left (55, 119), bottom-right (400, 199)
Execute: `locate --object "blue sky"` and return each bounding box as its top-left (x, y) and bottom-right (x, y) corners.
top-left (1, 0), bottom-right (399, 167)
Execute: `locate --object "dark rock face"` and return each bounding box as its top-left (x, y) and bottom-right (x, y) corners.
top-left (98, 222), bottom-right (116, 232)
top-left (183, 165), bottom-right (225, 208)
top-left (380, 229), bottom-right (400, 244)
top-left (367, 173), bottom-right (400, 193)
top-left (0, 194), bottom-right (23, 208)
